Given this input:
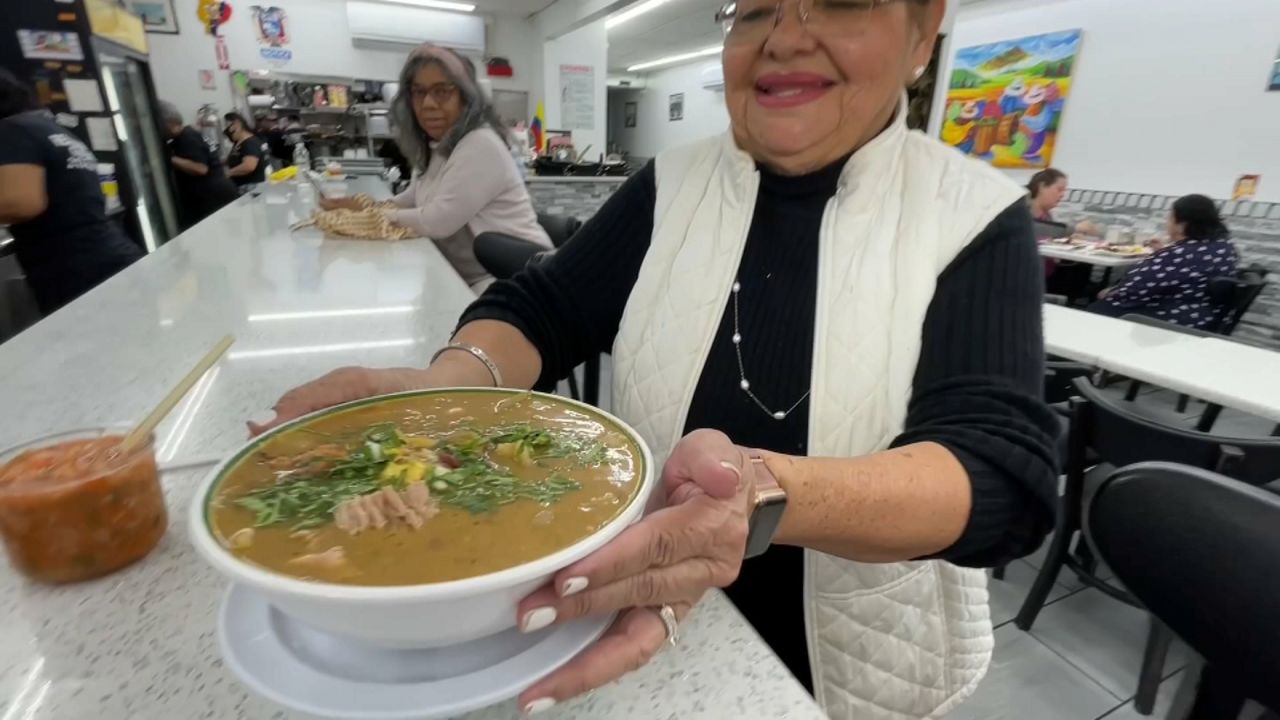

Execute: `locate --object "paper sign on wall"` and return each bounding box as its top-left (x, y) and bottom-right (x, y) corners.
top-left (215, 35), bottom-right (230, 70)
top-left (199, 69), bottom-right (216, 90)
top-left (252, 5), bottom-right (293, 65)
top-left (559, 64), bottom-right (595, 131)
top-left (63, 78), bottom-right (105, 112)
top-left (86, 117), bottom-right (119, 152)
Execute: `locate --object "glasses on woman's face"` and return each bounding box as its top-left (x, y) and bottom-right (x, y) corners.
top-left (410, 82), bottom-right (458, 107)
top-left (715, 0), bottom-right (902, 46)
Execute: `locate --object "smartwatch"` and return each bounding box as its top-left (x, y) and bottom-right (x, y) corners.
top-left (744, 454), bottom-right (787, 559)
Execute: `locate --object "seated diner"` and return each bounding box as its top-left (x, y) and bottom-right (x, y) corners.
top-left (319, 45), bottom-right (550, 292)
top-left (1090, 194), bottom-right (1239, 329)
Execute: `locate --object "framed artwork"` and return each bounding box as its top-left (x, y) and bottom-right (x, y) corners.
top-left (941, 29), bottom-right (1083, 168)
top-left (668, 93), bottom-right (683, 122)
top-left (624, 101), bottom-right (637, 128)
top-left (1233, 175), bottom-right (1261, 201)
top-left (125, 0), bottom-right (180, 34)
top-left (1270, 47), bottom-right (1280, 91)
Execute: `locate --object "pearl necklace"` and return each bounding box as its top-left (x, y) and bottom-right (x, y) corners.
top-left (730, 279), bottom-right (811, 421)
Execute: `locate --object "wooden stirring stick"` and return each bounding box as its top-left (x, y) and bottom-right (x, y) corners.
top-left (119, 335), bottom-right (235, 453)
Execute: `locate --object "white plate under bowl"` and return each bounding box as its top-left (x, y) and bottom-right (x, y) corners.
top-left (220, 584), bottom-right (611, 720)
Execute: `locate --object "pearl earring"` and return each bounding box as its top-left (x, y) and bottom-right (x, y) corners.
top-left (912, 65), bottom-right (926, 80)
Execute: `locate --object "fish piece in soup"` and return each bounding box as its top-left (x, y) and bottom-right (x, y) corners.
top-left (333, 484), bottom-right (438, 534)
top-left (289, 546), bottom-right (350, 573)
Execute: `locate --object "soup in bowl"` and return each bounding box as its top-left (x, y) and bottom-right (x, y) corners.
top-left (190, 388), bottom-right (653, 648)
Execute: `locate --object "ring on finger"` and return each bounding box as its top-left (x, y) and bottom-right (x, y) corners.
top-left (656, 604), bottom-right (679, 647)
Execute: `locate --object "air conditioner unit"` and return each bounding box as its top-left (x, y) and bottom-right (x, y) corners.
top-left (346, 1), bottom-right (485, 53)
top-left (699, 63), bottom-right (724, 90)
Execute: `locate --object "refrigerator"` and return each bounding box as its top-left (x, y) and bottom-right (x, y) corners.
top-left (1, 0), bottom-right (180, 251)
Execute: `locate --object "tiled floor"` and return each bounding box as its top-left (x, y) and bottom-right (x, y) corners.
top-left (573, 359), bottom-right (1277, 719)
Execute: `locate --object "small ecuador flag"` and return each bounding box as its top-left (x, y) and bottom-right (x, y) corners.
top-left (530, 101), bottom-right (546, 154)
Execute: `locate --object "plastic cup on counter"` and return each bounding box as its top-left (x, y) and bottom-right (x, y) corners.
top-left (0, 427), bottom-right (167, 583)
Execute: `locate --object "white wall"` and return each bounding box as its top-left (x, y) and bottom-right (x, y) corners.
top-left (949, 0), bottom-right (1280, 201)
top-left (541, 21), bottom-right (609, 159)
top-left (148, 0), bottom-right (538, 123)
top-left (611, 60), bottom-right (729, 160)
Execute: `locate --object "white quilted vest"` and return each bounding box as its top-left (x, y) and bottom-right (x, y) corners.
top-left (611, 104), bottom-right (1026, 718)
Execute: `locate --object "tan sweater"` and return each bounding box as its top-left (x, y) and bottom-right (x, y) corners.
top-left (388, 128), bottom-right (550, 290)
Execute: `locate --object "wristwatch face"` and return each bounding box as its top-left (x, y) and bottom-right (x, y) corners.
top-left (745, 455), bottom-right (786, 559)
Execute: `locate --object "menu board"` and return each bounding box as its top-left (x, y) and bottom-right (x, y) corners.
top-left (558, 63), bottom-right (594, 131)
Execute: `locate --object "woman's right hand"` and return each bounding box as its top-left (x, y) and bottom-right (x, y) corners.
top-left (248, 366), bottom-right (429, 436)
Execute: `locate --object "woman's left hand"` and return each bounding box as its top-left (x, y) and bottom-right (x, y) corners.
top-left (514, 429), bottom-right (755, 713)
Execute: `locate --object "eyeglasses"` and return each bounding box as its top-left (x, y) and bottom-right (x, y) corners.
top-left (409, 82), bottom-right (458, 106)
top-left (715, 0), bottom-right (905, 46)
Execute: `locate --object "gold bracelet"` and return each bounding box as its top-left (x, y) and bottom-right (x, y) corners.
top-left (430, 343), bottom-right (504, 387)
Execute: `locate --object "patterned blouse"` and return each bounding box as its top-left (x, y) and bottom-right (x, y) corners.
top-left (1099, 237), bottom-right (1239, 330)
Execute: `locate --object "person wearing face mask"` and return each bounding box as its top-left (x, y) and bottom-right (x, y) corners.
top-left (222, 112), bottom-right (267, 187)
top-left (319, 46), bottom-right (549, 291)
top-left (252, 3), bottom-right (1057, 718)
top-left (159, 101), bottom-right (239, 230)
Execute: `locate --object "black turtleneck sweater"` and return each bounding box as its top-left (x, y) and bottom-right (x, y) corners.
top-left (462, 159), bottom-right (1058, 687)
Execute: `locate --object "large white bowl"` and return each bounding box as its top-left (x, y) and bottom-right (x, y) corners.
top-left (190, 388), bottom-right (654, 649)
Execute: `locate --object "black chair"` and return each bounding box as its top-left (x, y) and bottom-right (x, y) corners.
top-left (473, 231), bottom-right (546, 279)
top-left (1044, 360), bottom-right (1095, 405)
top-left (536, 212), bottom-right (582, 248)
top-left (1208, 265), bottom-right (1268, 336)
top-left (1123, 265), bottom-right (1269, 428)
top-left (1086, 462), bottom-right (1280, 719)
top-left (1017, 376), bottom-right (1280, 714)
top-left (473, 214), bottom-right (602, 406)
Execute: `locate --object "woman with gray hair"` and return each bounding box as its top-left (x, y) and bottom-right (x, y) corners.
top-left (322, 45), bottom-right (549, 290)
top-left (158, 100), bottom-right (238, 229)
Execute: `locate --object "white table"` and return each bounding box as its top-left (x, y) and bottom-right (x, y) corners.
top-left (0, 181), bottom-right (823, 720)
top-left (1043, 304), bottom-right (1280, 423)
top-left (1037, 244), bottom-right (1144, 268)
top-left (1038, 243), bottom-right (1144, 287)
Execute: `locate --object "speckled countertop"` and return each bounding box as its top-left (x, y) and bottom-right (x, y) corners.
top-left (0, 181), bottom-right (825, 720)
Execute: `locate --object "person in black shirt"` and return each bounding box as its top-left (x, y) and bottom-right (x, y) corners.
top-left (222, 112), bottom-right (267, 187)
top-left (250, 4), bottom-right (1057, 717)
top-left (160, 101), bottom-right (238, 229)
top-left (0, 69), bottom-right (142, 313)
top-left (257, 114), bottom-right (291, 165)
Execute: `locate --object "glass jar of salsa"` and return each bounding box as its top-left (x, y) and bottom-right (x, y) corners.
top-left (0, 428), bottom-right (167, 583)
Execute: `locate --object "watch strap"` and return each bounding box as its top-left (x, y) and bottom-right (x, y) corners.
top-left (743, 454), bottom-right (787, 559)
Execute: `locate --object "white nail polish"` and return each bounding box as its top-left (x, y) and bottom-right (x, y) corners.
top-left (561, 577), bottom-right (589, 597)
top-left (521, 607), bottom-right (557, 633)
top-left (524, 697), bottom-right (556, 715)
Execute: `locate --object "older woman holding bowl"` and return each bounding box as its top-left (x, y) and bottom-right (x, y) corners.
top-left (254, 1), bottom-right (1057, 717)
top-left (320, 45), bottom-right (549, 291)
